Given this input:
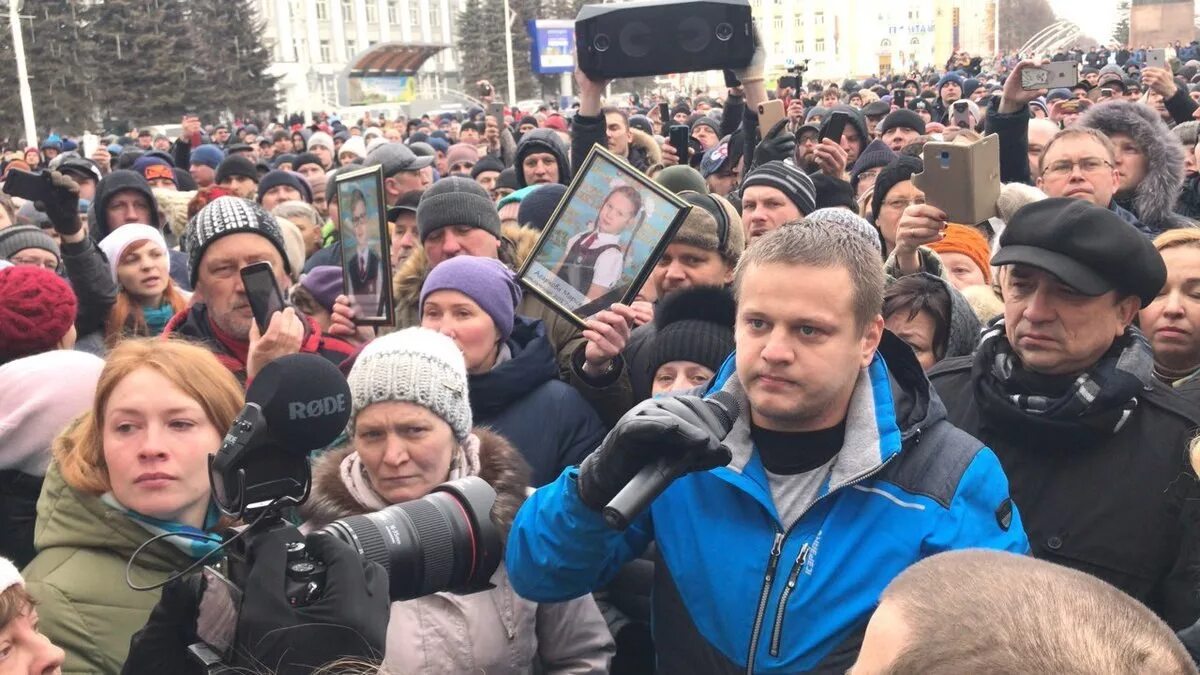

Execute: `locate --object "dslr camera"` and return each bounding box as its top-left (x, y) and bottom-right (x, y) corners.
top-left (192, 354), bottom-right (502, 665)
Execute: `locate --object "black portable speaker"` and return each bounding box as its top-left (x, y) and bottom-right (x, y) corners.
top-left (575, 0), bottom-right (754, 80)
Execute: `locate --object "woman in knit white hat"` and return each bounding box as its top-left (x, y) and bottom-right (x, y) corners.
top-left (97, 224), bottom-right (190, 347)
top-left (0, 557), bottom-right (66, 674)
top-left (301, 327), bottom-right (614, 674)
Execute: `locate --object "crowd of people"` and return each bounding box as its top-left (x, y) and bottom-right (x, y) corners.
top-left (7, 22), bottom-right (1200, 675)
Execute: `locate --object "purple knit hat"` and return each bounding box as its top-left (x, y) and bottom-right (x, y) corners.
top-left (300, 265), bottom-right (343, 311)
top-left (420, 256), bottom-right (522, 341)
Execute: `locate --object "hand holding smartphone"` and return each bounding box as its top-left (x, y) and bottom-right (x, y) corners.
top-left (240, 262), bottom-right (286, 335)
top-left (2, 169), bottom-right (55, 204)
top-left (669, 125), bottom-right (691, 166)
top-left (820, 111), bottom-right (850, 144)
top-left (757, 100), bottom-right (787, 134)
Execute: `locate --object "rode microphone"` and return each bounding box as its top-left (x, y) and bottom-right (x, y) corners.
top-left (210, 354), bottom-right (352, 518)
top-left (603, 390), bottom-right (739, 530)
top-left (245, 352), bottom-right (352, 453)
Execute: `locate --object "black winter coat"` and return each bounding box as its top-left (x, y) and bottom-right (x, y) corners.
top-left (928, 356), bottom-right (1200, 629)
top-left (469, 316), bottom-right (606, 487)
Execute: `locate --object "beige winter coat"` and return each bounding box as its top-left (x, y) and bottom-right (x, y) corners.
top-left (301, 428), bottom-right (614, 674)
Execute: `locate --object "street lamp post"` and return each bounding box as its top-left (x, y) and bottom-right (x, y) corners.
top-left (504, 0), bottom-right (517, 105)
top-left (7, 0), bottom-right (37, 146)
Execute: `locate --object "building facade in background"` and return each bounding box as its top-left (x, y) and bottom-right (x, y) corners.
top-left (255, 0), bottom-right (463, 114)
top-left (750, 0), bottom-right (997, 82)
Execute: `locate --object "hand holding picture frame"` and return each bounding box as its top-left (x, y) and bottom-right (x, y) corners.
top-left (516, 145), bottom-right (691, 328)
top-left (335, 165), bottom-right (394, 325)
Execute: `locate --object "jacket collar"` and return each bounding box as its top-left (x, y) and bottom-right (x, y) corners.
top-left (702, 331), bottom-right (941, 522)
top-left (468, 317), bottom-right (557, 418)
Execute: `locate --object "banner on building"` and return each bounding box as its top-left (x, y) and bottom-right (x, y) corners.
top-left (529, 20), bottom-right (575, 74)
top-left (348, 75), bottom-right (416, 105)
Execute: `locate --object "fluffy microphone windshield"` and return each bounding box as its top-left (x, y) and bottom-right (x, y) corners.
top-left (246, 353), bottom-right (352, 453)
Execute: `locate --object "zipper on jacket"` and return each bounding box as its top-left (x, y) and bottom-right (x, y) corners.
top-left (768, 542), bottom-right (810, 657)
top-left (745, 530), bottom-right (785, 674)
top-left (743, 454), bottom-right (899, 670)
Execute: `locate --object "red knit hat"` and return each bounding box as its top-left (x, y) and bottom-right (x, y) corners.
top-left (929, 223), bottom-right (993, 284)
top-left (0, 266), bottom-right (77, 362)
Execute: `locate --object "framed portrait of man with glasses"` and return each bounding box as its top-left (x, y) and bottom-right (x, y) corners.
top-left (335, 165), bottom-right (393, 325)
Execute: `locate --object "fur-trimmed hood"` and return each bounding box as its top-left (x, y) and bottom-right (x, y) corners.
top-left (630, 128), bottom-right (662, 168)
top-left (1078, 100), bottom-right (1193, 232)
top-left (391, 223), bottom-right (542, 328)
top-left (300, 427), bottom-right (531, 538)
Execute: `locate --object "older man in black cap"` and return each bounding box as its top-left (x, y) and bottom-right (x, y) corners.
top-left (929, 198), bottom-right (1200, 630)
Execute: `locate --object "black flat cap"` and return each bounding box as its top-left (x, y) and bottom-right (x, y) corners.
top-left (992, 197), bottom-right (1165, 307)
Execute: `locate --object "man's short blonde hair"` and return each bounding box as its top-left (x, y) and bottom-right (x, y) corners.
top-left (880, 549), bottom-right (1196, 674)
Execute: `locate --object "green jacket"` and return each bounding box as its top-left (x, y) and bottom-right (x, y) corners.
top-left (21, 463), bottom-right (195, 674)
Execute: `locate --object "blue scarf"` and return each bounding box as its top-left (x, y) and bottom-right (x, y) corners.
top-left (142, 302), bottom-right (176, 336)
top-left (101, 493), bottom-right (224, 561)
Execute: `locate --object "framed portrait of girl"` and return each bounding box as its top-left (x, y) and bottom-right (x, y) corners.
top-left (516, 145), bottom-right (690, 328)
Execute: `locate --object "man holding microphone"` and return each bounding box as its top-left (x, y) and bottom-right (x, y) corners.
top-left (506, 221), bottom-right (1028, 673)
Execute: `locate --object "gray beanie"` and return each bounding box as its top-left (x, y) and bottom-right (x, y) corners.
top-left (347, 327), bottom-right (472, 440)
top-left (0, 225), bottom-right (60, 265)
top-left (186, 196), bottom-right (291, 286)
top-left (416, 177), bottom-right (502, 243)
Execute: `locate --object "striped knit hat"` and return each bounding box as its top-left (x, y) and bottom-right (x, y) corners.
top-left (741, 161), bottom-right (817, 217)
top-left (185, 196), bottom-right (291, 286)
top-left (347, 328), bottom-right (472, 440)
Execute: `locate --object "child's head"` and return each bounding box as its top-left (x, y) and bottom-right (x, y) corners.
top-left (597, 185), bottom-right (643, 235)
top-left (0, 557), bottom-right (65, 673)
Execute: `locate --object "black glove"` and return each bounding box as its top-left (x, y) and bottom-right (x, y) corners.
top-left (36, 170), bottom-right (82, 237)
top-left (122, 573), bottom-right (206, 675)
top-left (231, 528), bottom-right (390, 675)
top-left (576, 396), bottom-right (732, 512)
top-left (753, 118), bottom-right (796, 167)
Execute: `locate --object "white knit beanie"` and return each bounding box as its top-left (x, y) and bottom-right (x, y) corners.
top-left (0, 557), bottom-right (22, 596)
top-left (97, 224), bottom-right (169, 284)
top-left (347, 327), bottom-right (472, 440)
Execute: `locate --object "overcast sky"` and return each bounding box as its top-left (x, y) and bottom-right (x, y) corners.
top-left (1048, 0), bottom-right (1196, 43)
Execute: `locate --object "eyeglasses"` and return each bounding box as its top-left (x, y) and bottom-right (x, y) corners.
top-left (1042, 158), bottom-right (1112, 177)
top-left (9, 256), bottom-right (57, 270)
top-left (883, 197), bottom-right (925, 210)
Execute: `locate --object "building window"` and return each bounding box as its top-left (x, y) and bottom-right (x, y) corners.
top-left (365, 2), bottom-right (377, 22)
top-left (910, 37), bottom-right (920, 45)
top-left (346, 38), bottom-right (357, 56)
top-left (409, 6), bottom-right (419, 27)
top-left (881, 39), bottom-right (891, 47)
top-left (815, 38), bottom-right (825, 51)
top-left (341, 0), bottom-right (352, 19)
top-left (814, 11), bottom-right (824, 25)
top-left (794, 15), bottom-right (802, 28)
top-left (794, 40), bottom-right (803, 52)
top-left (319, 39), bottom-right (331, 63)
top-left (315, 0), bottom-right (327, 19)
top-left (387, 0), bottom-right (398, 23)
top-left (772, 16), bottom-right (782, 30)
top-left (431, 9), bottom-right (441, 29)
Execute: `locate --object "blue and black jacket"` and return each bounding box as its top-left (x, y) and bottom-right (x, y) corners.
top-left (506, 332), bottom-right (1029, 673)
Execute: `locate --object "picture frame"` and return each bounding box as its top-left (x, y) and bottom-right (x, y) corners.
top-left (334, 164), bottom-right (393, 325)
top-left (516, 145), bottom-right (692, 329)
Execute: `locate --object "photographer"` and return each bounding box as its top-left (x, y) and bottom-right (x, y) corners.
top-left (300, 328), bottom-right (613, 673)
top-left (123, 527), bottom-right (390, 675)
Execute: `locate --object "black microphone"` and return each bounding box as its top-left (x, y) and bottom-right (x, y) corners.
top-left (210, 354), bottom-right (352, 516)
top-left (603, 391), bottom-right (740, 530)
top-left (246, 353), bottom-right (352, 453)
